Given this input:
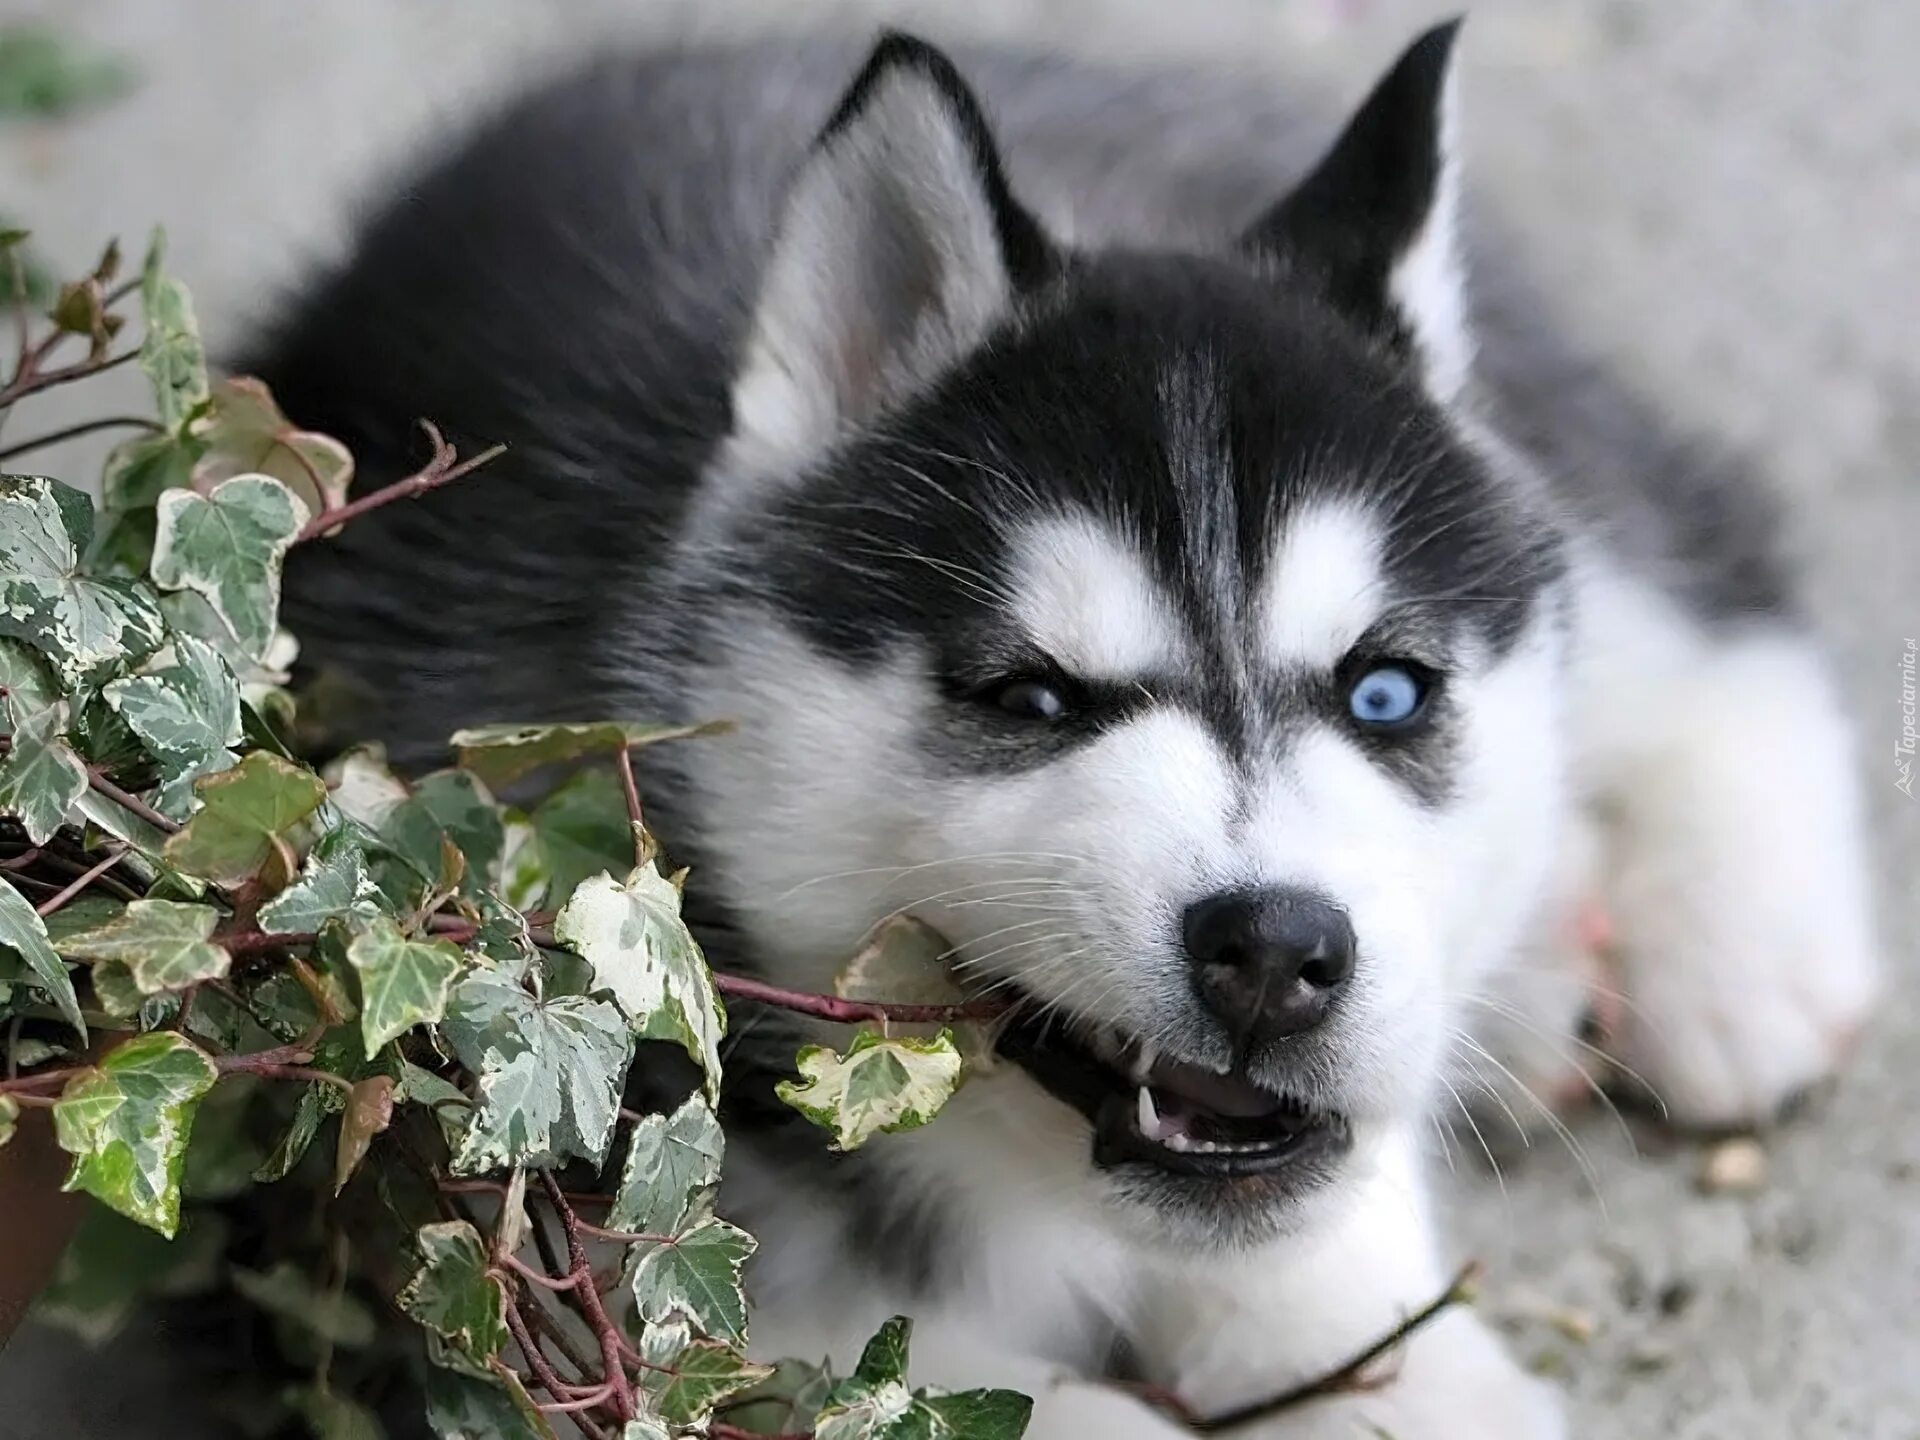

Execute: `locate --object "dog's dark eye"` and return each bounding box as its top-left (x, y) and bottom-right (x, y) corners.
top-left (989, 678), bottom-right (1068, 722)
top-left (1347, 664), bottom-right (1427, 728)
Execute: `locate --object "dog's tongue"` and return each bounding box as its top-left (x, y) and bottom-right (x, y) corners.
top-left (1145, 1052), bottom-right (1283, 1118)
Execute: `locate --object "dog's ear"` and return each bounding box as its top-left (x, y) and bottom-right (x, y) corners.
top-left (1242, 21), bottom-right (1471, 401)
top-left (726, 33), bottom-right (1055, 472)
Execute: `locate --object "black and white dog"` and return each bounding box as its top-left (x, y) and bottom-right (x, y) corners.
top-left (265, 25), bottom-right (1879, 1435)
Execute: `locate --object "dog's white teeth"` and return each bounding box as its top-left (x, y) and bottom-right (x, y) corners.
top-left (1162, 1131), bottom-right (1194, 1153)
top-left (1136, 1085), bottom-right (1162, 1139)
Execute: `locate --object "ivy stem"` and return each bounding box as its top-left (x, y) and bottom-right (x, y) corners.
top-left (709, 971), bottom-right (1006, 1027)
top-left (614, 739), bottom-right (646, 869)
top-left (292, 419), bottom-right (505, 544)
top-left (34, 843), bottom-right (128, 917)
top-left (538, 1170), bottom-right (635, 1424)
top-left (0, 414), bottom-right (162, 462)
top-left (496, 1251), bottom-right (581, 1292)
top-left (0, 345), bottom-right (138, 410)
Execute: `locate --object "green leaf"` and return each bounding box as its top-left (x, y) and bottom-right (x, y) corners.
top-left (641, 1332), bottom-right (776, 1425)
top-left (232, 1262), bottom-right (378, 1349)
top-left (138, 229), bottom-right (209, 432)
top-left (104, 634), bottom-right (241, 819)
top-left (619, 1423), bottom-right (671, 1440)
top-left (814, 1320), bottom-right (1031, 1440)
top-left (525, 768), bottom-right (634, 908)
top-left (259, 830), bottom-right (382, 934)
top-left (190, 376), bottom-right (354, 518)
top-left (0, 474), bottom-right (165, 688)
top-left (441, 970), bottom-right (633, 1174)
top-left (554, 864), bottom-right (726, 1103)
top-left (721, 1357), bottom-right (837, 1438)
top-left (609, 1093), bottom-right (725, 1238)
top-left (52, 897), bottom-right (229, 994)
top-left (150, 473), bottom-right (307, 660)
top-left (0, 875), bottom-right (83, 1033)
top-left (32, 1204), bottom-right (226, 1345)
top-left (162, 750), bottom-right (326, 885)
top-left (0, 694), bottom-right (84, 843)
top-left (424, 1368), bottom-right (555, 1440)
top-left (397, 1061), bottom-right (474, 1150)
top-left (384, 769), bottom-right (504, 892)
top-left (776, 1029), bottom-right (964, 1152)
top-left (0, 1093), bottom-right (16, 1148)
top-left (347, 916), bottom-right (464, 1054)
top-left (834, 916), bottom-right (996, 1070)
top-left (397, 1220), bottom-right (510, 1364)
top-left (450, 718), bottom-right (729, 790)
top-left (0, 26), bottom-right (131, 118)
top-left (284, 1385), bottom-right (385, 1440)
top-left (627, 1216), bottom-right (756, 1344)
top-left (52, 1030), bottom-right (218, 1236)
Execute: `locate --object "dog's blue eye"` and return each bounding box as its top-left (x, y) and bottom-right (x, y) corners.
top-left (993, 679), bottom-right (1067, 721)
top-left (1348, 666), bottom-right (1425, 728)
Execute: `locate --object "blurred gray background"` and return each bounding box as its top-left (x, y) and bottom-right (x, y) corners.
top-left (1, 1), bottom-right (1916, 1436)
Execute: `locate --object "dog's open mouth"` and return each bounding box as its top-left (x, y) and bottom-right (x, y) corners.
top-left (994, 1006), bottom-right (1352, 1180)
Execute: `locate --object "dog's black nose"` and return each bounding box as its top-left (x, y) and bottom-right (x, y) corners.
top-left (1183, 887), bottom-right (1355, 1043)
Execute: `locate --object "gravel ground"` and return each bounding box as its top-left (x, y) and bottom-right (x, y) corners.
top-left (1, 2), bottom-right (1915, 1435)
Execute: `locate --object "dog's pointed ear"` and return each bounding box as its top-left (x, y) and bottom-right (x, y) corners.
top-left (726, 33), bottom-right (1055, 471)
top-left (1243, 21), bottom-right (1471, 401)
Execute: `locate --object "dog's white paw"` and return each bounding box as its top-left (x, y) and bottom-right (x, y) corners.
top-left (1267, 1311), bottom-right (1565, 1440)
top-left (1596, 637), bottom-right (1880, 1129)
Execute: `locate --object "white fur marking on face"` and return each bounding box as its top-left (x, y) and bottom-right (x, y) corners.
top-left (1011, 514), bottom-right (1186, 678)
top-left (1261, 503), bottom-right (1386, 670)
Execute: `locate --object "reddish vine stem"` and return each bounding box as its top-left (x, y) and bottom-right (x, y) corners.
top-left (33, 843), bottom-right (127, 917)
top-left (503, 1297), bottom-right (581, 1407)
top-left (537, 1170), bottom-right (636, 1424)
top-left (0, 345), bottom-right (138, 409)
top-left (710, 971), bottom-right (1006, 1026)
top-left (615, 739), bottom-right (646, 868)
top-left (293, 419), bottom-right (506, 544)
top-left (0, 414), bottom-right (161, 461)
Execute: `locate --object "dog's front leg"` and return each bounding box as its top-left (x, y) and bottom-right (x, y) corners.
top-left (1133, 1132), bottom-right (1565, 1440)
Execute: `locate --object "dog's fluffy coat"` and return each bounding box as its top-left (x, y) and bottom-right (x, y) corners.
top-left (261, 26), bottom-right (1879, 1436)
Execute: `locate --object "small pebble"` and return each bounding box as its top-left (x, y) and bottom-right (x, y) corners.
top-left (1697, 1136), bottom-right (1769, 1194)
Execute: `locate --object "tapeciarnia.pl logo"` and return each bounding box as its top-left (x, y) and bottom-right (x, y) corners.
top-left (1898, 637), bottom-right (1917, 797)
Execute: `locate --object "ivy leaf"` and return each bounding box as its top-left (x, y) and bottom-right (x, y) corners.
top-left (0, 474), bottom-right (164, 688)
top-left (554, 865), bottom-right (726, 1103)
top-left (0, 27), bottom-right (132, 119)
top-left (440, 971), bottom-right (633, 1174)
top-left (52, 898), bottom-right (229, 995)
top-left (620, 1423), bottom-right (671, 1440)
top-left (424, 1368), bottom-right (555, 1440)
top-left (524, 769), bottom-right (633, 909)
top-left (103, 634), bottom-right (241, 819)
top-left (347, 916), bottom-right (464, 1054)
top-left (232, 1262), bottom-right (378, 1349)
top-left (259, 830), bottom-right (382, 934)
top-left (162, 750), bottom-right (326, 886)
top-left (641, 1333), bottom-right (776, 1425)
top-left (450, 718), bottom-right (729, 790)
top-left (776, 1030), bottom-right (964, 1152)
top-left (150, 473), bottom-right (307, 661)
top-left (0, 875), bottom-right (83, 1033)
top-left (814, 1319), bottom-right (1032, 1440)
top-left (334, 1073), bottom-right (395, 1194)
top-left (189, 376), bottom-right (354, 518)
top-left (397, 1061), bottom-right (474, 1150)
top-left (609, 1093), bottom-right (726, 1238)
top-left (283, 1386), bottom-right (384, 1440)
top-left (397, 1220), bottom-right (510, 1364)
top-left (722, 1358), bottom-right (838, 1438)
top-left (0, 695), bottom-right (85, 844)
top-left (626, 1217), bottom-right (756, 1345)
top-left (138, 229), bottom-right (210, 432)
top-left (384, 769), bottom-right (503, 892)
top-left (0, 1094), bottom-right (16, 1149)
top-left (52, 1031), bottom-right (218, 1236)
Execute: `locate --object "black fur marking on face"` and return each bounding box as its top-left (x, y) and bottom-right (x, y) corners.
top-left (750, 249), bottom-right (1560, 800)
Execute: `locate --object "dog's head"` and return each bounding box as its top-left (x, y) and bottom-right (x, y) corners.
top-left (672, 27), bottom-right (1570, 1246)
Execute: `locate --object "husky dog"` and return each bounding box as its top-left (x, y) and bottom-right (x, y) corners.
top-left (263, 23), bottom-right (1880, 1436)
